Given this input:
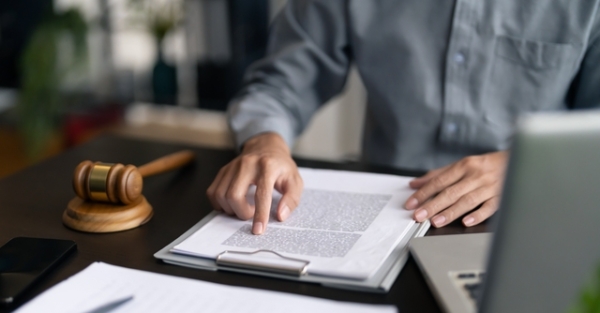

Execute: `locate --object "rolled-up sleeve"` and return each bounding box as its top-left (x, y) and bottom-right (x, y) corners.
top-left (228, 0), bottom-right (351, 149)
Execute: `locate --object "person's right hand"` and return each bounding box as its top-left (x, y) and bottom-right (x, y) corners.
top-left (206, 132), bottom-right (303, 235)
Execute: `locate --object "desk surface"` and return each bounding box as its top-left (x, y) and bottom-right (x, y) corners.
top-left (0, 134), bottom-right (487, 312)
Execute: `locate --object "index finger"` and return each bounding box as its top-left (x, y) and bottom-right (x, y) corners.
top-left (252, 173), bottom-right (276, 235)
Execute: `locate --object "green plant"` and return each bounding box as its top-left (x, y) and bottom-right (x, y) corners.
top-left (18, 8), bottom-right (87, 159)
top-left (127, 0), bottom-right (182, 45)
top-left (570, 263), bottom-right (600, 313)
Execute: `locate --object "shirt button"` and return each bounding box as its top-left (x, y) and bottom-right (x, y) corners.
top-left (446, 123), bottom-right (457, 134)
top-left (453, 52), bottom-right (466, 64)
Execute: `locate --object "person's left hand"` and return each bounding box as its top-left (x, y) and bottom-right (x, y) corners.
top-left (404, 151), bottom-right (509, 228)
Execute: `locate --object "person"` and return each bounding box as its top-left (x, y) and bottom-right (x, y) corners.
top-left (207, 1), bottom-right (600, 235)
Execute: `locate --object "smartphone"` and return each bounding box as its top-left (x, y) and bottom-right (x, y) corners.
top-left (0, 237), bottom-right (76, 306)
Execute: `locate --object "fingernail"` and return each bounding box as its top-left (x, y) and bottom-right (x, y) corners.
top-left (252, 222), bottom-right (264, 235)
top-left (463, 217), bottom-right (475, 226)
top-left (280, 205), bottom-right (290, 220)
top-left (405, 198), bottom-right (419, 210)
top-left (432, 215), bottom-right (446, 227)
top-left (414, 209), bottom-right (427, 222)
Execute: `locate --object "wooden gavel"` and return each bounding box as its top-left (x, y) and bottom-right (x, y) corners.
top-left (72, 150), bottom-right (195, 204)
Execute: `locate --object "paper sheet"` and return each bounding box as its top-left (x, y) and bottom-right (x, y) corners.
top-left (15, 262), bottom-right (396, 313)
top-left (172, 168), bottom-right (416, 280)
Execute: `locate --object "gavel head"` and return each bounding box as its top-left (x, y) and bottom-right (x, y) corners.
top-left (73, 161), bottom-right (143, 204)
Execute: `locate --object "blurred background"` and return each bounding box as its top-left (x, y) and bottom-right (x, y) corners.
top-left (0, 0), bottom-right (366, 178)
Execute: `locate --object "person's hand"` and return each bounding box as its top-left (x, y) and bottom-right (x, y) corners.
top-left (206, 132), bottom-right (303, 235)
top-left (404, 151), bottom-right (509, 227)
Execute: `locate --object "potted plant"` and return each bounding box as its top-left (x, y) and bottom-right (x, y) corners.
top-left (570, 263), bottom-right (600, 313)
top-left (17, 8), bottom-right (87, 159)
top-left (128, 0), bottom-right (182, 105)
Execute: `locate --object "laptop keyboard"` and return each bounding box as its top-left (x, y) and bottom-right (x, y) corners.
top-left (451, 271), bottom-right (485, 305)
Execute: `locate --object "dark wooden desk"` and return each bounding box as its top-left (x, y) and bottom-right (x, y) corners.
top-left (0, 135), bottom-right (487, 312)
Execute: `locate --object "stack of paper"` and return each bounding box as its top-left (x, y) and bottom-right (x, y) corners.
top-left (15, 262), bottom-right (396, 313)
top-left (171, 168), bottom-right (421, 280)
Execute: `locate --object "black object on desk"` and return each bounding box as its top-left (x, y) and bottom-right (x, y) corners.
top-left (0, 237), bottom-right (76, 307)
top-left (0, 134), bottom-right (487, 313)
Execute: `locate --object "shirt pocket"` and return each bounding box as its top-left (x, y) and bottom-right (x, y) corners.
top-left (495, 35), bottom-right (578, 70)
top-left (482, 35), bottom-right (580, 149)
top-left (486, 35), bottom-right (580, 117)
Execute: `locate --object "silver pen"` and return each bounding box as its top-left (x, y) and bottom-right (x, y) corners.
top-left (82, 295), bottom-right (134, 313)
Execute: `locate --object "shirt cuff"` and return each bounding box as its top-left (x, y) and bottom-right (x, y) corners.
top-left (228, 94), bottom-right (298, 151)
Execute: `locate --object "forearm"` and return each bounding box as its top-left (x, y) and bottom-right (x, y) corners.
top-left (228, 0), bottom-right (351, 150)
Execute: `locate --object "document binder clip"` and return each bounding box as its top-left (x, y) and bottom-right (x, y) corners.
top-left (216, 249), bottom-right (310, 277)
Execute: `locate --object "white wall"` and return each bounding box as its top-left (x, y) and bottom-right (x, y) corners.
top-left (293, 68), bottom-right (366, 162)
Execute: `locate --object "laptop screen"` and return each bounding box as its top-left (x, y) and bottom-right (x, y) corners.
top-left (479, 110), bottom-right (600, 313)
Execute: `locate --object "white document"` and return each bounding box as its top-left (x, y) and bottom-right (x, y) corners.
top-left (15, 262), bottom-right (396, 313)
top-left (172, 168), bottom-right (417, 280)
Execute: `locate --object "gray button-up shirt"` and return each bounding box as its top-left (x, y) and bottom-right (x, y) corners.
top-left (229, 0), bottom-right (600, 171)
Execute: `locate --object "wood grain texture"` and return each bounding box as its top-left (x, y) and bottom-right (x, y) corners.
top-left (72, 160), bottom-right (93, 201)
top-left (71, 150), bottom-right (194, 204)
top-left (62, 196), bottom-right (153, 233)
top-left (137, 150), bottom-right (195, 177)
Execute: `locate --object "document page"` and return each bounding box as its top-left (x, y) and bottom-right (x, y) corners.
top-left (172, 168), bottom-right (418, 280)
top-left (15, 262), bottom-right (396, 313)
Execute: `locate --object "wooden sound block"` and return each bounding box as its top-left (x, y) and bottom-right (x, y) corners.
top-left (63, 196), bottom-right (153, 233)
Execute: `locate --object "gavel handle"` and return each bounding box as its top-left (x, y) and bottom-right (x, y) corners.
top-left (137, 150), bottom-right (196, 177)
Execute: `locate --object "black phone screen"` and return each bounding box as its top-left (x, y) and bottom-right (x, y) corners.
top-left (0, 237), bottom-right (76, 306)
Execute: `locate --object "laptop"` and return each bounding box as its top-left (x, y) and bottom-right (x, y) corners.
top-left (410, 110), bottom-right (600, 313)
